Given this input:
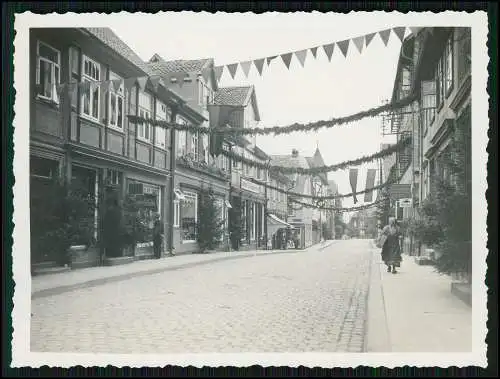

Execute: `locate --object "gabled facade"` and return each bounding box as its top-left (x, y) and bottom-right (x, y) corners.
top-left (214, 86), bottom-right (267, 251)
top-left (30, 28), bottom-right (198, 269)
top-left (145, 56), bottom-right (232, 253)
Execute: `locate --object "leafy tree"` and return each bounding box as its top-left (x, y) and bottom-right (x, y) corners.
top-left (197, 186), bottom-right (224, 253)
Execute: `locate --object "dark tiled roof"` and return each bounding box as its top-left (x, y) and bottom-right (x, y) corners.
top-left (145, 56), bottom-right (212, 75)
top-left (83, 28), bottom-right (149, 73)
top-left (305, 148), bottom-right (328, 184)
top-left (214, 86), bottom-right (253, 107)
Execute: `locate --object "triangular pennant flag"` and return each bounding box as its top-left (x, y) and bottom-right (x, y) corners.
top-left (365, 32), bottom-right (376, 47)
top-left (56, 83), bottom-right (66, 96)
top-left (214, 66), bottom-right (223, 82)
top-left (393, 27), bottom-right (406, 43)
top-left (227, 63), bottom-right (239, 79)
top-left (111, 79), bottom-right (122, 92)
top-left (295, 49), bottom-right (307, 67)
top-left (281, 52), bottom-right (293, 69)
top-left (240, 61), bottom-right (252, 78)
top-left (379, 29), bottom-right (392, 46)
top-left (149, 76), bottom-right (162, 92)
top-left (79, 81), bottom-right (91, 92)
top-left (103, 80), bottom-right (113, 93)
top-left (137, 76), bottom-right (148, 91)
top-left (267, 56), bottom-right (278, 66)
top-left (349, 169), bottom-right (359, 204)
top-left (427, 27), bottom-right (434, 36)
top-left (124, 77), bottom-right (137, 93)
top-left (337, 39), bottom-right (350, 58)
top-left (323, 43), bottom-right (335, 61)
top-left (254, 58), bottom-right (265, 76)
top-left (409, 27), bottom-right (422, 35)
top-left (310, 46), bottom-right (318, 58)
top-left (353, 36), bottom-right (365, 54)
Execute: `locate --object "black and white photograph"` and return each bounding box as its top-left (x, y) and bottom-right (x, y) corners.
top-left (11, 10), bottom-right (488, 368)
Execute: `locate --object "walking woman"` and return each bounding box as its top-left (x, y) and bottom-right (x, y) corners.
top-left (380, 217), bottom-right (402, 273)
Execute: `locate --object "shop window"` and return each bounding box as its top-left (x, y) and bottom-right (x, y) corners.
top-left (36, 41), bottom-right (60, 103)
top-left (181, 191), bottom-right (198, 242)
top-left (81, 55), bottom-right (101, 121)
top-left (108, 71), bottom-right (124, 130)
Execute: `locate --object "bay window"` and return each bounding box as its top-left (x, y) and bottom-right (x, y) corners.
top-left (180, 191), bottom-right (198, 242)
top-left (108, 71), bottom-right (124, 130)
top-left (36, 41), bottom-right (60, 103)
top-left (81, 55), bottom-right (101, 121)
top-left (138, 91), bottom-right (153, 142)
top-left (155, 100), bottom-right (169, 149)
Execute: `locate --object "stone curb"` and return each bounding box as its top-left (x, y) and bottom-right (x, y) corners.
top-left (32, 243), bottom-right (334, 300)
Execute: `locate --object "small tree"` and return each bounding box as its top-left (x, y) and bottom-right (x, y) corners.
top-left (30, 178), bottom-right (96, 266)
top-left (197, 187), bottom-right (224, 253)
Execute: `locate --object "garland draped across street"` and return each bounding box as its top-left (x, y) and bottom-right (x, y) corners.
top-left (126, 93), bottom-right (416, 137)
top-left (247, 163), bottom-right (409, 201)
top-left (289, 197), bottom-right (386, 213)
top-left (222, 137), bottom-right (411, 175)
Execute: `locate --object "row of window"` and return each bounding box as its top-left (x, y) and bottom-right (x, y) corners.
top-left (420, 34), bottom-right (455, 133)
top-left (35, 40), bottom-right (174, 150)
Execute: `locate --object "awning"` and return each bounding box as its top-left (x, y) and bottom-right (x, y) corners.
top-left (267, 214), bottom-right (294, 228)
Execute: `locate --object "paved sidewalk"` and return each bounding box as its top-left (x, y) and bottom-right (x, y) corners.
top-left (365, 244), bottom-right (472, 352)
top-left (32, 240), bottom-right (336, 299)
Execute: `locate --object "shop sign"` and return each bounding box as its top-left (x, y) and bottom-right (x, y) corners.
top-left (241, 178), bottom-right (260, 193)
top-left (132, 194), bottom-right (157, 208)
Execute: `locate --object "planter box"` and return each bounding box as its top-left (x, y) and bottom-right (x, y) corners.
top-left (451, 282), bottom-right (472, 307)
top-left (103, 256), bottom-right (135, 266)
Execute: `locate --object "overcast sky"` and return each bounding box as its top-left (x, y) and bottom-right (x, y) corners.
top-left (104, 12), bottom-right (405, 214)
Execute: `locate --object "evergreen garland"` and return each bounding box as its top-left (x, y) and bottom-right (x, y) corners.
top-left (289, 197), bottom-right (386, 213)
top-left (127, 94), bottom-right (416, 137)
top-left (221, 137), bottom-right (411, 176)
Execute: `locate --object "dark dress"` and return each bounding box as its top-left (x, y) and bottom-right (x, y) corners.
top-left (381, 225), bottom-right (402, 267)
top-left (153, 219), bottom-right (163, 258)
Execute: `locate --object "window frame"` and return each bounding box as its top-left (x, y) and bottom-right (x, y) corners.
top-left (176, 116), bottom-right (188, 157)
top-left (108, 71), bottom-right (125, 132)
top-left (154, 99), bottom-right (169, 149)
top-left (444, 37), bottom-right (454, 97)
top-left (137, 91), bottom-right (153, 143)
top-left (173, 200), bottom-right (180, 227)
top-left (80, 54), bottom-right (101, 122)
top-left (190, 131), bottom-right (199, 159)
top-left (36, 41), bottom-right (61, 104)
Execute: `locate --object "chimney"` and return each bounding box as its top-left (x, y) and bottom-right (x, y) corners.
top-left (291, 149), bottom-right (299, 158)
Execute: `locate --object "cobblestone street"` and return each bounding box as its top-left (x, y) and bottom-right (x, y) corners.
top-left (31, 240), bottom-right (372, 353)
